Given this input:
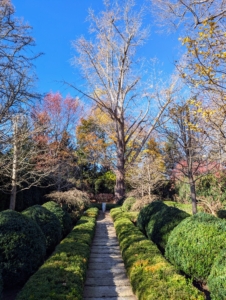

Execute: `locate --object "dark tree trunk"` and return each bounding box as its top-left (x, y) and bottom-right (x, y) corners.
top-left (189, 174), bottom-right (197, 214)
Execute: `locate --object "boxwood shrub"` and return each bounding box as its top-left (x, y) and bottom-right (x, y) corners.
top-left (16, 207), bottom-right (98, 300)
top-left (0, 210), bottom-right (46, 287)
top-left (137, 201), bottom-right (167, 233)
top-left (43, 201), bottom-right (72, 237)
top-left (165, 212), bottom-right (226, 283)
top-left (207, 249), bottom-right (226, 300)
top-left (145, 206), bottom-right (189, 251)
top-left (22, 205), bottom-right (62, 253)
top-left (111, 209), bottom-right (205, 300)
top-left (122, 197), bottom-right (136, 212)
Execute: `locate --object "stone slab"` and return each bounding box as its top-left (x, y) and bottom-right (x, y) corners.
top-left (88, 262), bottom-right (125, 270)
top-left (83, 286), bottom-right (135, 298)
top-left (84, 298), bottom-right (137, 300)
top-left (85, 277), bottom-right (131, 286)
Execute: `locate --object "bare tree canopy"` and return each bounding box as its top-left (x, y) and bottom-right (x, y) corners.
top-left (0, 0), bottom-right (39, 126)
top-left (71, 0), bottom-right (176, 200)
top-left (151, 0), bottom-right (226, 29)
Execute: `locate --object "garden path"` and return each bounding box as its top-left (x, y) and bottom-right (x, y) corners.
top-left (83, 211), bottom-right (137, 300)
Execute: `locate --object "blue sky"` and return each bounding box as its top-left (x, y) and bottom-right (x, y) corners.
top-left (12, 0), bottom-right (182, 98)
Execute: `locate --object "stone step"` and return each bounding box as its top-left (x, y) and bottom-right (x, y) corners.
top-left (83, 286), bottom-right (135, 298)
top-left (88, 257), bottom-right (123, 263)
top-left (86, 269), bottom-right (128, 279)
top-left (85, 277), bottom-right (131, 286)
top-left (88, 262), bottom-right (125, 270)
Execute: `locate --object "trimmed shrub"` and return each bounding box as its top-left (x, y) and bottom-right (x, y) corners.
top-left (0, 210), bottom-right (46, 287)
top-left (16, 207), bottom-right (98, 300)
top-left (165, 212), bottom-right (226, 283)
top-left (22, 205), bottom-right (62, 253)
top-left (122, 197), bottom-right (136, 211)
top-left (207, 249), bottom-right (226, 300)
top-left (111, 209), bottom-right (205, 300)
top-left (137, 201), bottom-right (167, 233)
top-left (146, 206), bottom-right (189, 251)
top-left (43, 201), bottom-right (72, 237)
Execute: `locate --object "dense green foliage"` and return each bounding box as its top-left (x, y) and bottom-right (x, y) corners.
top-left (207, 249), bottom-right (226, 300)
top-left (111, 209), bottom-right (205, 300)
top-left (22, 205), bottom-right (62, 253)
top-left (122, 197), bottom-right (136, 212)
top-left (16, 207), bottom-right (98, 300)
top-left (0, 210), bottom-right (46, 287)
top-left (42, 201), bottom-right (72, 237)
top-left (146, 206), bottom-right (189, 251)
top-left (165, 212), bottom-right (226, 283)
top-left (137, 201), bottom-right (166, 232)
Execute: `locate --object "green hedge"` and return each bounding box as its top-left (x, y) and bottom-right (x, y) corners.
top-left (43, 201), bottom-right (72, 237)
top-left (111, 209), bottom-right (204, 300)
top-left (137, 201), bottom-right (167, 233)
top-left (207, 249), bottom-right (226, 300)
top-left (122, 197), bottom-right (136, 211)
top-left (145, 206), bottom-right (189, 251)
top-left (16, 207), bottom-right (98, 300)
top-left (165, 212), bottom-right (226, 283)
top-left (0, 210), bottom-right (46, 287)
top-left (22, 205), bottom-right (62, 253)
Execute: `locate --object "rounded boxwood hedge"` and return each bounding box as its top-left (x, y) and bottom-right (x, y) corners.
top-left (42, 201), bottom-right (72, 237)
top-left (165, 212), bottom-right (226, 283)
top-left (122, 197), bottom-right (136, 212)
top-left (137, 201), bottom-right (167, 233)
top-left (146, 206), bottom-right (190, 251)
top-left (22, 205), bottom-right (62, 253)
top-left (0, 210), bottom-right (46, 287)
top-left (207, 249), bottom-right (226, 300)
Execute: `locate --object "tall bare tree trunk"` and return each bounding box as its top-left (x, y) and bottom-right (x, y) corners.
top-left (115, 121), bottom-right (125, 200)
top-left (10, 118), bottom-right (18, 210)
top-left (189, 173), bottom-right (197, 214)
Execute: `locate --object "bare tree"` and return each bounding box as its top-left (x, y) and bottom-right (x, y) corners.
top-left (151, 0), bottom-right (226, 30)
top-left (0, 113), bottom-right (56, 210)
top-left (0, 0), bottom-right (39, 124)
top-left (71, 0), bottom-right (176, 200)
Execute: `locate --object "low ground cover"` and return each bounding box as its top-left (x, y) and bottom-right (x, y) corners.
top-left (16, 207), bottom-right (98, 300)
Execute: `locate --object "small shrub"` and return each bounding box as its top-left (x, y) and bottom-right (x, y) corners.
top-left (130, 195), bottom-right (157, 212)
top-left (22, 205), bottom-right (62, 253)
top-left (136, 201), bottom-right (166, 232)
top-left (146, 206), bottom-right (189, 251)
top-left (0, 210), bottom-right (46, 287)
top-left (122, 197), bottom-right (136, 211)
top-left (165, 212), bottom-right (226, 283)
top-left (16, 207), bottom-right (98, 300)
top-left (43, 201), bottom-right (72, 237)
top-left (207, 249), bottom-right (226, 300)
top-left (111, 209), bottom-right (205, 300)
top-left (46, 188), bottom-right (90, 214)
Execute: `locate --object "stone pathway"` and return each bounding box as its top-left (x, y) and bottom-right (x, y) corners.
top-left (83, 211), bottom-right (137, 300)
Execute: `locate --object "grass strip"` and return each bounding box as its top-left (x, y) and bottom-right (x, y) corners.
top-left (16, 207), bottom-right (99, 300)
top-left (110, 208), bottom-right (205, 300)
